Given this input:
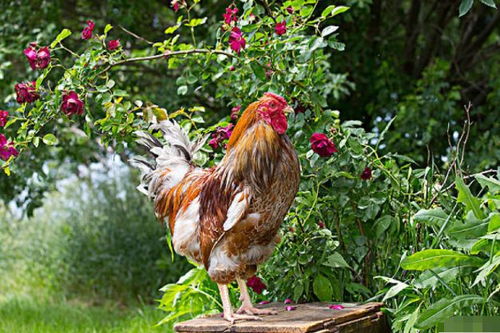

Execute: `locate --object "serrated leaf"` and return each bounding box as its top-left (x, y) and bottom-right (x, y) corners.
top-left (50, 29), bottom-right (72, 48)
top-left (455, 176), bottom-right (484, 219)
top-left (42, 133), bottom-right (58, 145)
top-left (459, 0), bottom-right (474, 17)
top-left (401, 249), bottom-right (483, 271)
top-left (313, 274), bottom-right (333, 301)
top-left (415, 295), bottom-right (484, 329)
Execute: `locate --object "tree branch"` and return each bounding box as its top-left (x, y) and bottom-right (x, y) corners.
top-left (98, 49), bottom-right (235, 75)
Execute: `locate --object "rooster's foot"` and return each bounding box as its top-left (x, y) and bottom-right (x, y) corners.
top-left (236, 305), bottom-right (278, 316)
top-left (223, 313), bottom-right (263, 324)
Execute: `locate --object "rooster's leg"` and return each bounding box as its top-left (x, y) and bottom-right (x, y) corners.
top-left (217, 283), bottom-right (262, 323)
top-left (235, 277), bottom-right (278, 315)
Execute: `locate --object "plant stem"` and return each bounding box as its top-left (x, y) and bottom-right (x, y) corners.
top-left (98, 49), bottom-right (235, 75)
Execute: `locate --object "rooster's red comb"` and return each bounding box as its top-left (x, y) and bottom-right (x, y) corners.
top-left (263, 92), bottom-right (287, 105)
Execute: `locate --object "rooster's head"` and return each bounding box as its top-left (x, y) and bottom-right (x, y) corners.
top-left (256, 92), bottom-right (293, 135)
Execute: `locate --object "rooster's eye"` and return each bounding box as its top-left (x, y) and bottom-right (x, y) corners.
top-left (269, 102), bottom-right (276, 108)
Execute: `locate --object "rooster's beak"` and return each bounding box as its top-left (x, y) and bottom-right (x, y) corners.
top-left (284, 106), bottom-right (294, 115)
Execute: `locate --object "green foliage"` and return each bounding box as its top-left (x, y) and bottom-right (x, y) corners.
top-left (382, 174), bottom-right (500, 332)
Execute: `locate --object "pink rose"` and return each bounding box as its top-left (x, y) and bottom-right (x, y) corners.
top-left (275, 21), bottom-right (286, 35)
top-left (310, 133), bottom-right (337, 157)
top-left (15, 81), bottom-right (39, 104)
top-left (23, 46), bottom-right (37, 69)
top-left (230, 105), bottom-right (241, 121)
top-left (61, 91), bottom-right (85, 116)
top-left (223, 6), bottom-right (239, 24)
top-left (81, 20), bottom-right (95, 40)
top-left (107, 40), bottom-right (120, 50)
top-left (0, 110), bottom-right (8, 127)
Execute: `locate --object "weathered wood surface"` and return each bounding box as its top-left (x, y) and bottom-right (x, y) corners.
top-left (174, 302), bottom-right (390, 333)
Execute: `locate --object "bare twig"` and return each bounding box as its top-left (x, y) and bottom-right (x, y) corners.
top-left (256, 0), bottom-right (276, 23)
top-left (119, 25), bottom-right (154, 45)
top-left (98, 49), bottom-right (235, 75)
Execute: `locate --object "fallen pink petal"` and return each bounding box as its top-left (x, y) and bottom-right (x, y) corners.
top-left (284, 298), bottom-right (293, 304)
top-left (329, 304), bottom-right (345, 310)
top-left (285, 306), bottom-right (297, 311)
top-left (258, 300), bottom-right (271, 305)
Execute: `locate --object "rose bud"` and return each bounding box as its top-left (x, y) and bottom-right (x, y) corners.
top-left (23, 46), bottom-right (37, 70)
top-left (36, 47), bottom-right (51, 69)
top-left (286, 6), bottom-right (294, 14)
top-left (61, 91), bottom-right (85, 116)
top-left (310, 133), bottom-right (338, 158)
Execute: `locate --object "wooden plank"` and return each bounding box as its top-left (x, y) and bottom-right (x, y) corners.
top-left (174, 302), bottom-right (386, 333)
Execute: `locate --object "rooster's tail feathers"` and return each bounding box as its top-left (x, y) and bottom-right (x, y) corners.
top-left (130, 120), bottom-right (207, 198)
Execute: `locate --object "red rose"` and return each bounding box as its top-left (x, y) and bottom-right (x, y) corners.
top-left (23, 46), bottom-right (37, 69)
top-left (81, 20), bottom-right (95, 40)
top-left (229, 27), bottom-right (246, 53)
top-left (209, 123), bottom-right (234, 149)
top-left (246, 275), bottom-right (266, 294)
top-left (0, 134), bottom-right (19, 161)
top-left (0, 110), bottom-right (8, 127)
top-left (107, 39), bottom-right (120, 50)
top-left (286, 6), bottom-right (294, 14)
top-left (171, 0), bottom-right (180, 11)
top-left (15, 81), bottom-right (39, 104)
top-left (24, 46), bottom-right (51, 70)
top-left (275, 21), bottom-right (287, 35)
top-left (360, 167), bottom-right (372, 180)
top-left (310, 132), bottom-right (337, 157)
top-left (61, 91), bottom-right (84, 116)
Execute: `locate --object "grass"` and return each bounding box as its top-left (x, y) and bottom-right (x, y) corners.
top-left (0, 294), bottom-right (171, 333)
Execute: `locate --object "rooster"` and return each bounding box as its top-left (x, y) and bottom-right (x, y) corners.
top-left (131, 92), bottom-right (300, 322)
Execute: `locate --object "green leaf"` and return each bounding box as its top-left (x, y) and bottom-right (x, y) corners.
top-left (479, 0), bottom-right (497, 8)
top-left (448, 211), bottom-right (489, 239)
top-left (104, 24), bottom-right (113, 34)
top-left (475, 174), bottom-right (500, 193)
top-left (382, 280), bottom-right (409, 301)
top-left (50, 29), bottom-right (72, 48)
top-left (321, 25), bottom-right (339, 37)
top-left (459, 0), bottom-right (474, 17)
top-left (473, 253), bottom-right (500, 286)
top-left (401, 249), bottom-right (482, 271)
top-left (42, 133), bottom-right (59, 146)
top-left (455, 176), bottom-right (484, 219)
top-left (415, 295), bottom-right (485, 329)
top-left (323, 252), bottom-right (350, 268)
top-left (250, 62), bottom-right (266, 81)
top-left (488, 213), bottom-right (500, 232)
top-left (177, 85), bottom-right (188, 95)
top-left (185, 17), bottom-right (207, 27)
top-left (164, 24), bottom-right (181, 34)
top-left (414, 208), bottom-right (449, 227)
top-left (322, 5), bottom-right (350, 18)
top-left (313, 274), bottom-right (333, 301)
